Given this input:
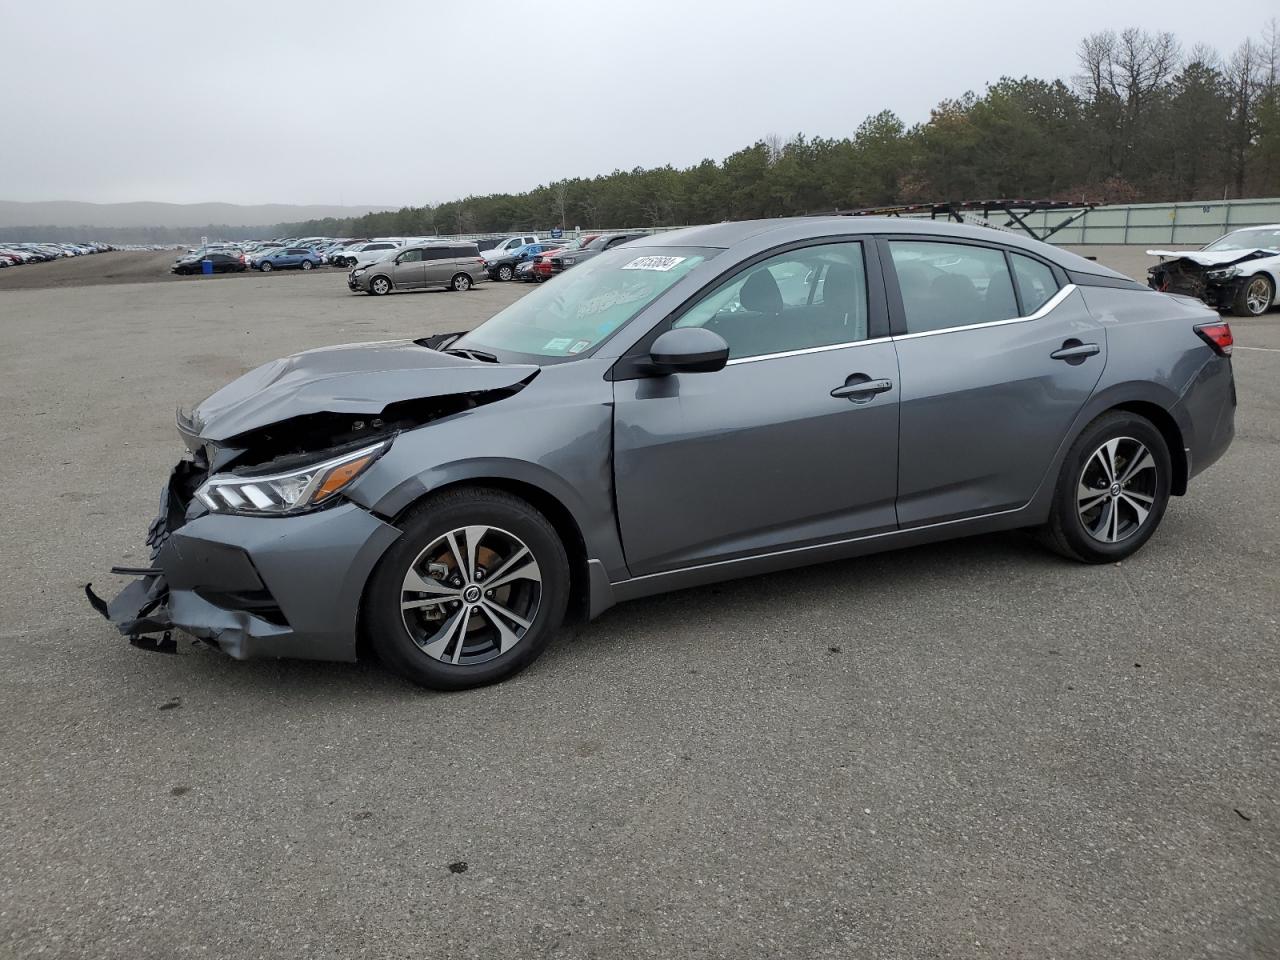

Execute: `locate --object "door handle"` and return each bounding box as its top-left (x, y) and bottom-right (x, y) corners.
top-left (1050, 340), bottom-right (1100, 364)
top-left (831, 377), bottom-right (894, 401)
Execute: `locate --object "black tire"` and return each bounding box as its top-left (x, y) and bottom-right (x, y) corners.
top-left (1039, 410), bottom-right (1172, 563)
top-left (301, 260), bottom-right (313, 270)
top-left (363, 487), bottom-right (570, 690)
top-left (368, 275), bottom-right (391, 296)
top-left (450, 273), bottom-right (472, 292)
top-left (260, 261), bottom-right (273, 272)
top-left (1230, 273), bottom-right (1274, 317)
top-left (497, 264), bottom-right (514, 281)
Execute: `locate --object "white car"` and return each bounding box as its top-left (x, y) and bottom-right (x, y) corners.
top-left (337, 240), bottom-right (403, 270)
top-left (1147, 224), bottom-right (1280, 316)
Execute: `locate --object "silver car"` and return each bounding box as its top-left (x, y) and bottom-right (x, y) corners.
top-left (349, 242), bottom-right (488, 295)
top-left (91, 217), bottom-right (1236, 690)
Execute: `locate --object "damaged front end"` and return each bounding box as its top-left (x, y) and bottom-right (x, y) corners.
top-left (1146, 248), bottom-right (1274, 311)
top-left (88, 337), bottom-right (538, 661)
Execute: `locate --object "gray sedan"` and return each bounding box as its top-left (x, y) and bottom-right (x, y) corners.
top-left (91, 218), bottom-right (1236, 689)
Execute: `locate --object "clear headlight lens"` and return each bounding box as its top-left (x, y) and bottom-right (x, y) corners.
top-left (195, 440), bottom-right (389, 516)
top-left (1206, 266), bottom-right (1240, 280)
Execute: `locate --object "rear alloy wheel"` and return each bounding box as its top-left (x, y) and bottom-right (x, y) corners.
top-left (497, 264), bottom-right (514, 281)
top-left (260, 261), bottom-right (273, 272)
top-left (1040, 411), bottom-right (1171, 563)
top-left (1231, 273), bottom-right (1273, 317)
top-left (369, 275), bottom-right (391, 296)
top-left (450, 273), bottom-right (472, 291)
top-left (301, 260), bottom-right (313, 270)
top-left (364, 488), bottom-right (569, 689)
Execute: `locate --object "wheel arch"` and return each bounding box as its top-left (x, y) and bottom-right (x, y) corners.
top-left (1107, 400), bottom-right (1188, 495)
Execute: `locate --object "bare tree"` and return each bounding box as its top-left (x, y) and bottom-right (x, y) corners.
top-left (763, 133), bottom-right (784, 166)
top-left (1225, 38), bottom-right (1265, 196)
top-left (551, 181), bottom-right (570, 231)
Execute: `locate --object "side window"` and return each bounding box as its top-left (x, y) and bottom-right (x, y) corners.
top-left (1011, 253), bottom-right (1059, 314)
top-left (398, 249), bottom-right (423, 263)
top-left (674, 242), bottom-right (869, 360)
top-left (888, 240), bottom-right (1018, 333)
top-left (424, 247), bottom-right (450, 261)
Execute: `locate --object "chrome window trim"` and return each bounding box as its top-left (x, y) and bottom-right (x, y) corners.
top-left (725, 335), bottom-right (893, 366)
top-left (718, 284), bottom-right (1076, 365)
top-left (893, 283), bottom-right (1077, 341)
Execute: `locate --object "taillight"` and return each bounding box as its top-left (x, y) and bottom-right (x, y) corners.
top-left (1194, 322), bottom-right (1234, 357)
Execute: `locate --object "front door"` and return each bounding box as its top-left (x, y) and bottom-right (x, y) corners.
top-left (883, 238), bottom-right (1108, 526)
top-left (612, 240), bottom-right (900, 576)
top-left (392, 249), bottom-right (426, 288)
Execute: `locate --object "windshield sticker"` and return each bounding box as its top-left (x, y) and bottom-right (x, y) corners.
top-left (621, 255), bottom-right (687, 272)
top-left (568, 340), bottom-right (592, 354)
top-left (542, 337), bottom-right (574, 352)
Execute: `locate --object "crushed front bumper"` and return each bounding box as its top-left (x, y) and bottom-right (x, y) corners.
top-left (88, 461), bottom-right (402, 662)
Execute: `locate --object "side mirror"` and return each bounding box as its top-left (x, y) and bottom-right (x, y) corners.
top-left (649, 327), bottom-right (730, 374)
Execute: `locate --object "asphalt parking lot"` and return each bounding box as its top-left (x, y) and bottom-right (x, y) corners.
top-left (1, 249), bottom-right (1277, 959)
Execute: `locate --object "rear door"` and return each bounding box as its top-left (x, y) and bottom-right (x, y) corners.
top-left (613, 239), bottom-right (900, 575)
top-left (882, 237), bottom-right (1107, 526)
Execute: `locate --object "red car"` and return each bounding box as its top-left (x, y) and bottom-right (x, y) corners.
top-left (530, 235), bottom-right (599, 281)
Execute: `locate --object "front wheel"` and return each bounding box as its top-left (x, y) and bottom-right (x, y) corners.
top-left (260, 261), bottom-right (273, 272)
top-left (368, 275), bottom-right (391, 296)
top-left (363, 488), bottom-right (570, 690)
top-left (1039, 411), bottom-right (1171, 563)
top-left (1231, 273), bottom-right (1274, 316)
top-left (450, 273), bottom-right (472, 291)
top-left (496, 264), bottom-right (514, 282)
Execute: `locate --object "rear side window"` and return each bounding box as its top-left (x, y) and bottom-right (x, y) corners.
top-left (888, 240), bottom-right (1019, 333)
top-left (1011, 254), bottom-right (1058, 314)
top-left (451, 245), bottom-right (478, 257)
top-left (424, 247), bottom-right (450, 260)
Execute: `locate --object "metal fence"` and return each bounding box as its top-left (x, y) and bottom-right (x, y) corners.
top-left (433, 197), bottom-right (1280, 248)
top-left (960, 197), bottom-right (1280, 245)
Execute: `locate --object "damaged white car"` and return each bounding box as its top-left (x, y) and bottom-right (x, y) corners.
top-left (1147, 226), bottom-right (1280, 317)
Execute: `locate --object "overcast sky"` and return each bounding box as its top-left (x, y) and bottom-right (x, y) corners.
top-left (1, 0), bottom-right (1275, 209)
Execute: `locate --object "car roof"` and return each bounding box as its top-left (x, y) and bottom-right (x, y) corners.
top-left (628, 216), bottom-right (1129, 280)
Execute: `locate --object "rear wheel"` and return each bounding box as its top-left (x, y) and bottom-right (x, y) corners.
top-left (1040, 411), bottom-right (1171, 563)
top-left (450, 273), bottom-right (472, 291)
top-left (301, 260), bottom-right (313, 270)
top-left (1230, 273), bottom-right (1274, 316)
top-left (497, 264), bottom-right (514, 281)
top-left (363, 488), bottom-right (570, 690)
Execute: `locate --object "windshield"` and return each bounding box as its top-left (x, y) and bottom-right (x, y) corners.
top-left (1204, 228), bottom-right (1280, 252)
top-left (455, 246), bottom-right (716, 361)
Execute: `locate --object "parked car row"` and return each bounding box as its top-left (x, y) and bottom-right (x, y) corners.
top-left (0, 240), bottom-right (113, 267)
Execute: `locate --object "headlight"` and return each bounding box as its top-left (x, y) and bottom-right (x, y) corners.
top-left (195, 440), bottom-right (389, 516)
top-left (353, 267), bottom-right (366, 275)
top-left (1206, 266), bottom-right (1240, 281)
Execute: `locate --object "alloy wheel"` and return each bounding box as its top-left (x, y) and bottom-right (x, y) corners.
top-left (1076, 436), bottom-right (1158, 543)
top-left (1245, 276), bottom-right (1271, 315)
top-left (400, 525), bottom-right (542, 665)
top-left (453, 274), bottom-right (471, 291)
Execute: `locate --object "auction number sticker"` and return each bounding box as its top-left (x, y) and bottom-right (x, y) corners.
top-left (621, 255), bottom-right (687, 272)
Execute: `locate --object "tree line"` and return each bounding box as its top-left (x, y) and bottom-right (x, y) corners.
top-left (281, 24), bottom-right (1280, 240)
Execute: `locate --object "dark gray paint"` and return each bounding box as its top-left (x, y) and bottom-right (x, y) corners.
top-left (96, 216), bottom-right (1237, 663)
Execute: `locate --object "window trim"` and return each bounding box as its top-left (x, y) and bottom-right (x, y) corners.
top-left (875, 234), bottom-right (1068, 338)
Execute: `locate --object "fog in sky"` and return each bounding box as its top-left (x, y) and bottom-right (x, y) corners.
top-left (1, 0), bottom-right (1275, 208)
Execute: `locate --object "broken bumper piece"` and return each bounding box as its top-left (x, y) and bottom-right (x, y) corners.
top-left (87, 462), bottom-right (403, 663)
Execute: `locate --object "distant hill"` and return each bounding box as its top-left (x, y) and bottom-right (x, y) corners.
top-left (0, 200), bottom-right (396, 229)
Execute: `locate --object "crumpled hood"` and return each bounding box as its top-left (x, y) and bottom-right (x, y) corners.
top-left (188, 339), bottom-right (538, 442)
top-left (1146, 248), bottom-right (1279, 266)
